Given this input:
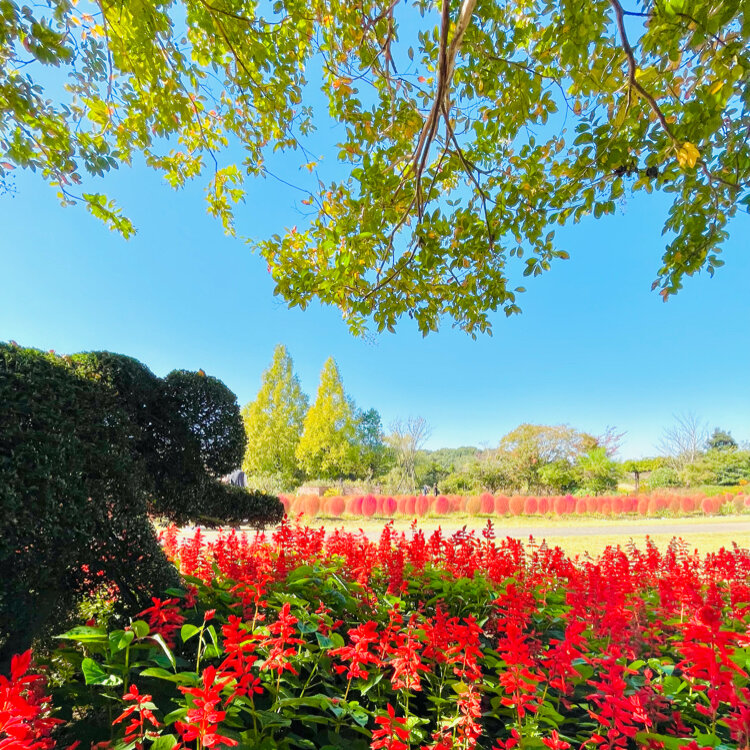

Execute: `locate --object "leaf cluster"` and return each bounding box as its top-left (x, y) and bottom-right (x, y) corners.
top-left (2, 0), bottom-right (748, 334)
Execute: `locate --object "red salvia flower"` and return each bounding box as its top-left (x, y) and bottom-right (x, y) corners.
top-left (0, 650), bottom-right (63, 750)
top-left (387, 615), bottom-right (428, 692)
top-left (330, 620), bottom-right (382, 680)
top-left (541, 730), bottom-right (571, 749)
top-left (137, 597), bottom-right (186, 648)
top-left (455, 683), bottom-right (483, 749)
top-left (176, 665), bottom-right (238, 748)
top-left (495, 621), bottom-right (542, 720)
top-left (260, 602), bottom-right (304, 676)
top-left (112, 684), bottom-right (160, 749)
top-left (371, 704), bottom-right (410, 750)
top-left (218, 616), bottom-right (263, 702)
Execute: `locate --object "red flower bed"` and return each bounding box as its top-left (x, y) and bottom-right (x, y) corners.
top-left (6, 521), bottom-right (750, 750)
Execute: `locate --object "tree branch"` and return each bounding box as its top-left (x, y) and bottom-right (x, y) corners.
top-left (411, 0), bottom-right (478, 214)
top-left (609, 0), bottom-right (678, 144)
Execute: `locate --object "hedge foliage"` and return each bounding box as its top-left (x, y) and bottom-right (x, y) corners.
top-left (0, 343), bottom-right (282, 664)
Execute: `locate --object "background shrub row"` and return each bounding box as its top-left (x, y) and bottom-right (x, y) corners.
top-left (280, 490), bottom-right (748, 518)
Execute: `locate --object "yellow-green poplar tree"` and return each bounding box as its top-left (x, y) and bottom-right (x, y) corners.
top-left (296, 357), bottom-right (357, 482)
top-left (241, 345), bottom-right (308, 484)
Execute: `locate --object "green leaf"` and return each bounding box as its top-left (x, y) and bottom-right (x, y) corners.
top-left (131, 620), bottom-right (150, 639)
top-left (55, 626), bottom-right (107, 643)
top-left (255, 709), bottom-right (292, 729)
top-left (109, 629), bottom-right (135, 653)
top-left (359, 672), bottom-right (383, 695)
top-left (81, 657), bottom-right (123, 686)
top-left (140, 667), bottom-right (200, 685)
top-left (181, 623), bottom-right (201, 642)
top-left (150, 736), bottom-right (179, 750)
top-left (149, 634), bottom-right (176, 669)
top-left (315, 632), bottom-right (334, 648)
top-left (163, 707), bottom-right (188, 726)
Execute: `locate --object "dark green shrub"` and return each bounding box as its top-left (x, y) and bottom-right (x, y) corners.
top-left (164, 369), bottom-right (246, 478)
top-left (0, 343), bottom-right (281, 665)
top-left (196, 484), bottom-right (285, 528)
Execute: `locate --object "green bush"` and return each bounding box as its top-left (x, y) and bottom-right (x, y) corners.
top-left (680, 450), bottom-right (750, 487)
top-left (646, 466), bottom-right (681, 489)
top-left (245, 471), bottom-right (299, 496)
top-left (0, 343), bottom-right (282, 665)
top-left (438, 469), bottom-right (481, 495)
top-left (196, 483), bottom-right (285, 528)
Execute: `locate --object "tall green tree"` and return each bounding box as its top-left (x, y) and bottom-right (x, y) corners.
top-left (706, 428), bottom-right (738, 452)
top-left (296, 358), bottom-right (357, 482)
top-left (497, 424), bottom-right (597, 493)
top-left (2, 0), bottom-right (748, 334)
top-left (576, 447), bottom-right (622, 495)
top-left (241, 345), bottom-right (308, 485)
top-left (353, 407), bottom-right (392, 481)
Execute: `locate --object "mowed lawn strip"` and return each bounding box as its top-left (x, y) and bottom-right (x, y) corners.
top-left (174, 513), bottom-right (750, 556)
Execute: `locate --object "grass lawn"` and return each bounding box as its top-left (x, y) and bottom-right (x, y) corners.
top-left (172, 513), bottom-right (750, 558)
top-left (288, 513), bottom-right (750, 557)
top-left (522, 532), bottom-right (749, 558)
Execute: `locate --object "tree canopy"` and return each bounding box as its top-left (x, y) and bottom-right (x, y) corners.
top-left (2, 0), bottom-right (748, 334)
top-left (353, 407), bottom-right (392, 480)
top-left (706, 427), bottom-right (738, 451)
top-left (241, 344), bottom-right (309, 483)
top-left (495, 423), bottom-right (599, 493)
top-left (296, 357), bottom-right (357, 480)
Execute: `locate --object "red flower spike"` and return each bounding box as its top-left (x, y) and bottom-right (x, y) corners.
top-left (371, 704), bottom-right (410, 750)
top-left (137, 597), bottom-right (186, 648)
top-left (0, 649), bottom-right (64, 750)
top-left (541, 730), bottom-right (571, 750)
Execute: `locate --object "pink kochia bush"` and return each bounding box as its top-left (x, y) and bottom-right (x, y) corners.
top-left (362, 494), bottom-right (378, 517)
top-left (433, 495), bottom-right (449, 515)
top-left (13, 520), bottom-right (750, 750)
top-left (280, 491), bottom-right (743, 521)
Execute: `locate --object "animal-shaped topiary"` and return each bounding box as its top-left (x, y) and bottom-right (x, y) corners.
top-left (0, 343), bottom-right (283, 664)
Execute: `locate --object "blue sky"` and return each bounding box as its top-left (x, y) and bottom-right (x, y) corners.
top-left (2, 147), bottom-right (749, 458)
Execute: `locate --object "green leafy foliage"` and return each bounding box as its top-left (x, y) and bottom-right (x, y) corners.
top-left (621, 457), bottom-right (666, 492)
top-left (352, 407), bottom-right (392, 481)
top-left (1, 0), bottom-right (747, 334)
top-left (241, 345), bottom-right (309, 486)
top-left (646, 465), bottom-right (682, 489)
top-left (0, 344), bottom-right (177, 665)
top-left (495, 424), bottom-right (599, 494)
top-left (680, 449), bottom-right (750, 487)
top-left (296, 358), bottom-right (358, 481)
top-left (575, 446), bottom-right (622, 495)
top-left (164, 369), bottom-right (246, 478)
top-left (0, 342), bottom-right (281, 664)
top-left (706, 427), bottom-right (738, 452)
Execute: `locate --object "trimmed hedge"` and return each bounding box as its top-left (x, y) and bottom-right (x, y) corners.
top-left (0, 343), bottom-right (282, 664)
